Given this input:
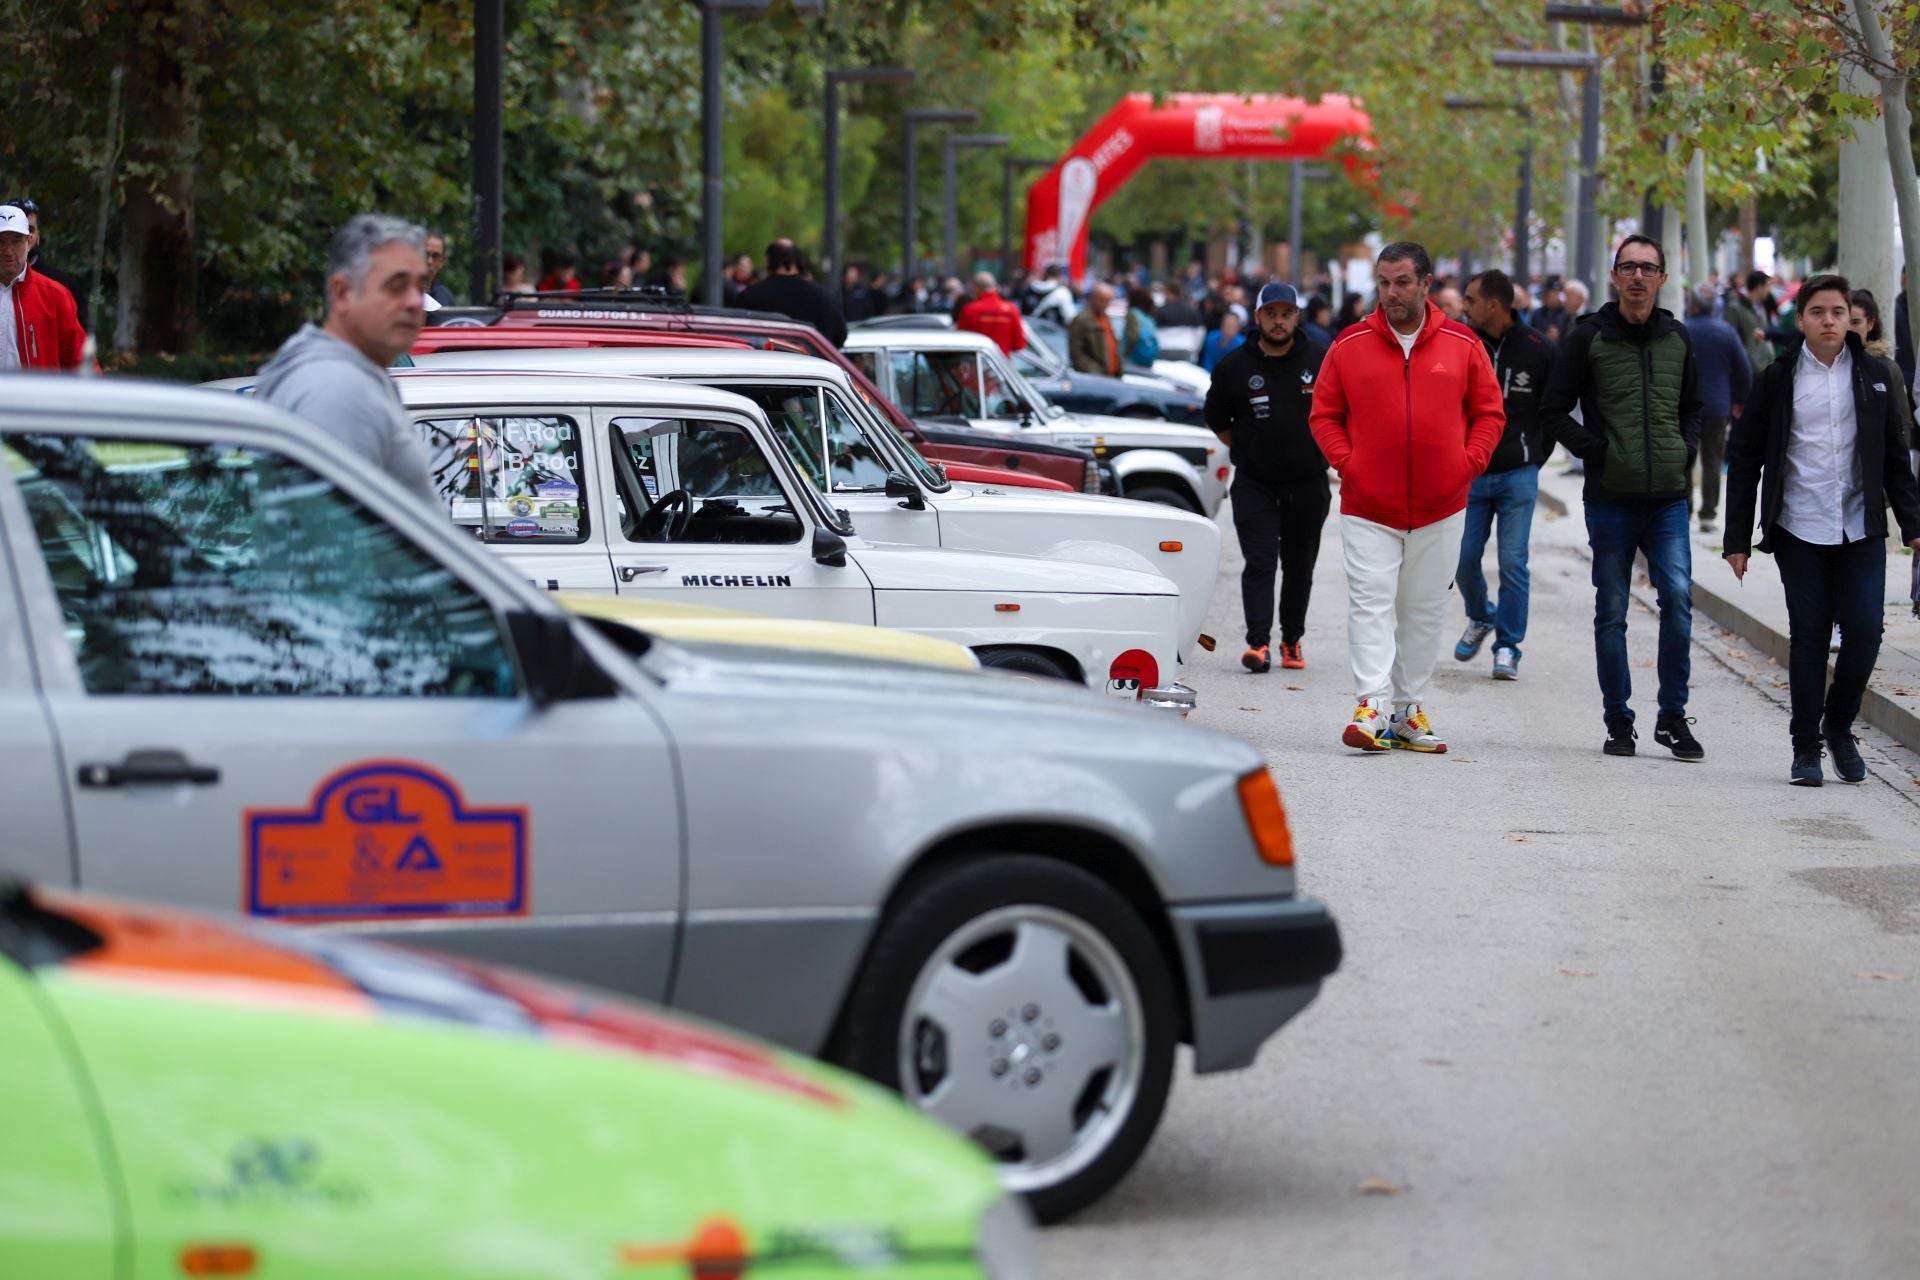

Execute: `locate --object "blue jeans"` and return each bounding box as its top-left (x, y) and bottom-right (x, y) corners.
top-left (1456, 467), bottom-right (1538, 656)
top-left (1586, 498), bottom-right (1692, 724)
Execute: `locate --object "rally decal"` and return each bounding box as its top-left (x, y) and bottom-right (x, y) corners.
top-left (681, 574), bottom-right (793, 587)
top-left (245, 761), bottom-right (527, 922)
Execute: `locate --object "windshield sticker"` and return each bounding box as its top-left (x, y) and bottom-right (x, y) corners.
top-left (1106, 648), bottom-right (1160, 700)
top-left (246, 761), bottom-right (527, 921)
top-left (504, 518), bottom-right (540, 538)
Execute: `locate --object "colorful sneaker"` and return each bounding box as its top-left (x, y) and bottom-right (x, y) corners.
top-left (1241, 644), bottom-right (1271, 674)
top-left (1454, 620), bottom-right (1494, 662)
top-left (1603, 715), bottom-right (1637, 757)
top-left (1491, 647), bottom-right (1519, 681)
top-left (1388, 704), bottom-right (1448, 753)
top-left (1342, 698), bottom-right (1390, 752)
top-left (1790, 747), bottom-right (1825, 787)
top-left (1655, 713), bottom-right (1705, 762)
top-left (1279, 641), bottom-right (1306, 670)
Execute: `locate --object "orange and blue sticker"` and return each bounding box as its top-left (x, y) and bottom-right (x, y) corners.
top-left (246, 761), bottom-right (527, 922)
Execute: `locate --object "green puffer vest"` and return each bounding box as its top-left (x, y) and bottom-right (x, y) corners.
top-left (1586, 328), bottom-right (1691, 496)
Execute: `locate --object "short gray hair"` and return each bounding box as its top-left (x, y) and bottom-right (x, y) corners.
top-left (326, 213), bottom-right (426, 291)
top-left (1564, 278), bottom-right (1590, 303)
top-left (972, 270), bottom-right (997, 292)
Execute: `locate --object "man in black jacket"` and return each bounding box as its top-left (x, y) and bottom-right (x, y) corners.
top-left (1454, 270), bottom-right (1556, 681)
top-left (736, 239), bottom-right (847, 347)
top-left (1724, 273), bottom-right (1920, 786)
top-left (1204, 281), bottom-right (1329, 673)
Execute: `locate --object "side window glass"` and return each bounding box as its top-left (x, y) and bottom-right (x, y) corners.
top-left (1011, 347), bottom-right (1048, 379)
top-left (607, 418), bottom-right (802, 546)
top-left (416, 415), bottom-right (587, 544)
top-left (821, 393), bottom-right (892, 490)
top-left (725, 387), bottom-right (827, 490)
top-left (891, 350), bottom-right (981, 417)
top-left (977, 357), bottom-right (1024, 419)
top-left (4, 434), bottom-right (516, 698)
top-left (848, 350), bottom-right (880, 384)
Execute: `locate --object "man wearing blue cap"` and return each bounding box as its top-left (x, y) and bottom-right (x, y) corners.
top-left (1205, 281), bottom-right (1330, 672)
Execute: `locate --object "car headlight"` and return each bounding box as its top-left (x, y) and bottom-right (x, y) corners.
top-left (975, 1194), bottom-right (1039, 1280)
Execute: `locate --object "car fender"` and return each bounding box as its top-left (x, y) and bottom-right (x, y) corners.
top-left (1106, 448), bottom-right (1206, 506)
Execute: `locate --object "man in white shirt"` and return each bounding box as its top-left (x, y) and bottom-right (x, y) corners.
top-left (1724, 273), bottom-right (1920, 785)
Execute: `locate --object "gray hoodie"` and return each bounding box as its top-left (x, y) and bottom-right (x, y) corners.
top-left (256, 324), bottom-right (437, 506)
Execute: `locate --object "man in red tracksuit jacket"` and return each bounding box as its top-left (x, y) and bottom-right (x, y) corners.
top-left (1310, 241), bottom-right (1505, 754)
top-left (954, 271), bottom-right (1027, 357)
top-left (0, 204), bottom-right (85, 372)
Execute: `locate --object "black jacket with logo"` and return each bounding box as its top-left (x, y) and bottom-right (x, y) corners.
top-left (1478, 322), bottom-right (1557, 473)
top-left (1203, 335), bottom-right (1328, 486)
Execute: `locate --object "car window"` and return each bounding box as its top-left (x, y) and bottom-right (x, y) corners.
top-left (3, 434), bottom-right (516, 698)
top-left (415, 415), bottom-right (588, 545)
top-left (977, 356), bottom-right (1024, 419)
top-left (889, 349), bottom-right (981, 418)
top-left (719, 387), bottom-right (828, 490)
top-left (607, 417), bottom-right (803, 546)
top-left (828, 390), bottom-right (943, 490)
top-left (1011, 346), bottom-right (1051, 380)
top-left (846, 350), bottom-right (881, 384)
top-left (818, 391), bottom-right (894, 491)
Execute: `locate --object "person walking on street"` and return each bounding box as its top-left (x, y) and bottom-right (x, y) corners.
top-left (1454, 269), bottom-right (1556, 681)
top-left (1201, 309), bottom-right (1245, 372)
top-left (737, 240), bottom-right (847, 346)
top-left (955, 272), bottom-right (1026, 356)
top-left (1723, 272), bottom-right (1777, 381)
top-left (1723, 274), bottom-right (1920, 785)
top-left (1540, 235), bottom-right (1706, 761)
top-left (255, 213), bottom-right (438, 507)
top-left (422, 231), bottom-right (456, 307)
top-left (0, 203), bottom-right (86, 371)
top-left (1683, 283), bottom-right (1753, 532)
top-left (3, 197), bottom-right (87, 330)
top-left (1068, 282), bottom-right (1131, 375)
top-left (1206, 282), bottom-right (1330, 674)
top-left (1310, 242), bottom-right (1504, 754)
top-left (1533, 276), bottom-right (1570, 342)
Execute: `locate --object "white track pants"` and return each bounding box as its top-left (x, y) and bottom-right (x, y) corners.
top-left (1341, 510), bottom-right (1466, 708)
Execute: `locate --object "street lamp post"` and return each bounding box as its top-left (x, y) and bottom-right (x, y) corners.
top-left (942, 133), bottom-right (1009, 278)
top-left (824, 66), bottom-right (915, 304)
top-left (1492, 49), bottom-right (1601, 284)
top-left (470, 0), bottom-right (503, 303)
top-left (902, 108), bottom-right (977, 289)
top-left (1444, 96), bottom-right (1535, 289)
top-left (1001, 156), bottom-right (1053, 282)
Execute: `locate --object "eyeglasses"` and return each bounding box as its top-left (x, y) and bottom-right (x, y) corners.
top-left (1613, 261), bottom-right (1664, 278)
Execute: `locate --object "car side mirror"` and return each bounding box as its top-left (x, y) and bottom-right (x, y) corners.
top-left (885, 471), bottom-right (926, 510)
top-left (1019, 405), bottom-right (1034, 428)
top-left (507, 610), bottom-right (615, 708)
top-left (812, 525), bottom-right (849, 567)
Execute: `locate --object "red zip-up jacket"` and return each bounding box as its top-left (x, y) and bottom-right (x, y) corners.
top-left (1309, 300), bottom-right (1505, 530)
top-left (954, 289), bottom-right (1027, 357)
top-left (6, 266), bottom-right (86, 371)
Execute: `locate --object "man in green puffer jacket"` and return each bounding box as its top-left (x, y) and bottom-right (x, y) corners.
top-left (1540, 234), bottom-right (1705, 762)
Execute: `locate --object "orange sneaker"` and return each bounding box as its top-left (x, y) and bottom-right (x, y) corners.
top-left (1342, 698), bottom-right (1390, 751)
top-left (1241, 644), bottom-right (1271, 673)
top-left (1279, 641), bottom-right (1306, 669)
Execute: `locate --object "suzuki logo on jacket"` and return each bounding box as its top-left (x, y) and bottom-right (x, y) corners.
top-left (1306, 301), bottom-right (1506, 531)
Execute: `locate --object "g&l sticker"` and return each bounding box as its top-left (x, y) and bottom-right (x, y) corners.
top-left (246, 762), bottom-right (527, 921)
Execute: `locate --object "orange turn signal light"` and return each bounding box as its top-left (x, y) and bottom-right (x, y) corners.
top-left (1158, 540), bottom-right (1183, 553)
top-left (1237, 769), bottom-right (1295, 867)
top-left (179, 1245), bottom-right (257, 1276)
top-left (994, 603), bottom-right (1021, 612)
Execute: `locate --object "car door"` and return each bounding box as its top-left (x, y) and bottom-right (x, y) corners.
top-left (0, 422), bottom-right (682, 1003)
top-left (412, 405), bottom-right (616, 594)
top-left (595, 406), bottom-right (874, 623)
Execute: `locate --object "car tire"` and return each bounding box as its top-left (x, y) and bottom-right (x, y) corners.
top-left (832, 856), bottom-right (1178, 1223)
top-left (1122, 484), bottom-right (1200, 513)
top-left (975, 647), bottom-right (1076, 682)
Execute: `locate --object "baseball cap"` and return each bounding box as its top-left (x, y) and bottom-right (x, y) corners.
top-left (1255, 282), bottom-right (1301, 309)
top-left (0, 205), bottom-right (28, 237)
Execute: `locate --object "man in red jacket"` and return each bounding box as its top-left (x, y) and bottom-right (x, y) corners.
top-left (0, 204), bottom-right (85, 372)
top-left (1310, 241), bottom-right (1504, 753)
top-left (954, 271), bottom-right (1026, 356)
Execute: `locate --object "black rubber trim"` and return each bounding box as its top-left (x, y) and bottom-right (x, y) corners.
top-left (1196, 910), bottom-right (1342, 998)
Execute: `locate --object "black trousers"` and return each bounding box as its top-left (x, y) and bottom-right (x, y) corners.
top-left (1773, 527), bottom-right (1886, 748)
top-left (1231, 476), bottom-right (1331, 647)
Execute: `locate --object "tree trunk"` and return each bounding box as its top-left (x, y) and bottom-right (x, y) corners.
top-left (113, 0), bottom-right (203, 356)
top-left (1850, 0), bottom-right (1920, 395)
top-left (1839, 2), bottom-right (1899, 320)
top-left (1738, 202), bottom-right (1758, 275)
top-left (1659, 151), bottom-right (1685, 314)
top-left (1685, 149), bottom-right (1712, 289)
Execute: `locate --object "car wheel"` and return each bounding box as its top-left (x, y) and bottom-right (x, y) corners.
top-left (1123, 484), bottom-right (1200, 513)
top-left (833, 856), bottom-right (1177, 1222)
top-left (975, 647), bottom-right (1076, 681)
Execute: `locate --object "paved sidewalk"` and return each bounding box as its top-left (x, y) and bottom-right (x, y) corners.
top-left (1537, 465), bottom-right (1920, 753)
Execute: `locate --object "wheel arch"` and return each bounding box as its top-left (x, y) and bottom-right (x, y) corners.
top-left (970, 645), bottom-right (1086, 684)
top-left (1108, 456), bottom-right (1202, 511)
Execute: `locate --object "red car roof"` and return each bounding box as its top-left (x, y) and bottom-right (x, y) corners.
top-left (412, 327), bottom-right (748, 355)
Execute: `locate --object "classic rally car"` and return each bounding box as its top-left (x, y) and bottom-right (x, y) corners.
top-left (1, 376), bottom-right (1340, 1219)
top-left (0, 880), bottom-right (1030, 1277)
top-left (408, 347), bottom-right (1222, 655)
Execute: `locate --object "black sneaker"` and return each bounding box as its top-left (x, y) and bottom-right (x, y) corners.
top-left (1603, 716), bottom-right (1638, 757)
top-left (1655, 714), bottom-right (1705, 762)
top-left (1791, 747), bottom-right (1825, 787)
top-left (1826, 732), bottom-right (1866, 784)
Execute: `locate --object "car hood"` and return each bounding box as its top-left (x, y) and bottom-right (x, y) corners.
top-left (30, 887), bottom-right (1001, 1263)
top-left (848, 537), bottom-right (1176, 597)
top-left (1050, 409), bottom-right (1220, 448)
top-left (555, 592), bottom-right (979, 671)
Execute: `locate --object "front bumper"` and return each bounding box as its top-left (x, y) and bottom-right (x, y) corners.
top-left (1168, 895), bottom-right (1342, 1073)
top-left (1142, 681), bottom-right (1197, 717)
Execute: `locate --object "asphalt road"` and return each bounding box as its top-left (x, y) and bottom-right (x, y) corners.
top-left (1042, 494), bottom-right (1920, 1278)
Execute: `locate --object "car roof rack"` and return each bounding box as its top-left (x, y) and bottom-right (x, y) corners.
top-left (486, 287), bottom-right (802, 328)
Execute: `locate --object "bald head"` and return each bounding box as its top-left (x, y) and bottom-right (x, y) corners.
top-left (971, 271), bottom-right (998, 296)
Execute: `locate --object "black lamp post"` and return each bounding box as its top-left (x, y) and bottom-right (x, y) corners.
top-left (1444, 95), bottom-right (1536, 289)
top-left (942, 133), bottom-right (1009, 278)
top-left (1492, 49), bottom-right (1601, 284)
top-left (824, 66), bottom-right (915, 303)
top-left (902, 108), bottom-right (978, 288)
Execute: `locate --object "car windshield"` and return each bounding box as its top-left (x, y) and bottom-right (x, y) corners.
top-left (848, 390), bottom-right (947, 491)
top-left (1013, 337), bottom-right (1066, 379)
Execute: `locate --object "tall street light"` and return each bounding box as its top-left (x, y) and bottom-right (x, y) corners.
top-left (1493, 49), bottom-right (1601, 284)
top-left (698, 0), bottom-right (821, 307)
top-left (1444, 96), bottom-right (1535, 289)
top-left (943, 133), bottom-right (1009, 278)
top-left (470, 0), bottom-right (504, 302)
top-left (825, 66), bottom-right (915, 304)
top-left (902, 108), bottom-right (977, 287)
top-left (1001, 156), bottom-right (1054, 281)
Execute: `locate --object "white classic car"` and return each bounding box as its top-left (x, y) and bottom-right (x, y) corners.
top-left (843, 327), bottom-right (1231, 517)
top-left (390, 371), bottom-right (1196, 709)
top-left (409, 347), bottom-right (1222, 655)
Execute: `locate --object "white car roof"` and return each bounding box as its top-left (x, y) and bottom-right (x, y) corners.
top-left (842, 328), bottom-right (998, 355)
top-left (389, 370), bottom-right (768, 419)
top-left (3, 373), bottom-right (320, 436)
top-left (412, 346), bottom-right (853, 387)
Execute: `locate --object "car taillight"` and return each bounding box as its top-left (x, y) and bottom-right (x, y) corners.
top-left (1237, 769), bottom-right (1295, 867)
top-left (1082, 459), bottom-right (1100, 492)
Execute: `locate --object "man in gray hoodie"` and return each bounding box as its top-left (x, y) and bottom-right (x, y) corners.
top-left (257, 214), bottom-right (438, 506)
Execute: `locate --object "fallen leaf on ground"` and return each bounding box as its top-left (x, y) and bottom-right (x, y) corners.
top-left (1284, 684), bottom-right (1304, 691)
top-left (1353, 1178), bottom-right (1405, 1196)
top-left (1507, 833), bottom-right (1529, 842)
top-left (1851, 971), bottom-right (1909, 982)
top-left (1559, 967), bottom-right (1597, 978)
top-left (1238, 707), bottom-right (1261, 712)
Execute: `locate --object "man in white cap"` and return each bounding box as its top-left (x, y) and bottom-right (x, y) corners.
top-left (0, 203), bottom-right (86, 371)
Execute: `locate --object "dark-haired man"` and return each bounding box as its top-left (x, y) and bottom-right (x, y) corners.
top-left (1541, 234), bottom-right (1705, 761)
top-left (736, 239), bottom-right (847, 346)
top-left (1454, 270), bottom-right (1556, 681)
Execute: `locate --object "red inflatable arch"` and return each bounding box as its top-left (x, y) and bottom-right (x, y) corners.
top-left (1023, 93), bottom-right (1375, 279)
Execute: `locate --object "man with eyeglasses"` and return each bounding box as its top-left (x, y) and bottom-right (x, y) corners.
top-left (423, 230), bottom-right (456, 308)
top-left (1541, 234), bottom-right (1706, 762)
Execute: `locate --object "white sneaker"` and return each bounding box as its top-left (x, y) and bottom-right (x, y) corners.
top-left (1492, 647), bottom-right (1519, 681)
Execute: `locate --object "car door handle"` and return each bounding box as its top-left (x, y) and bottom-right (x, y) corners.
top-left (617, 564), bottom-right (669, 582)
top-left (77, 749), bottom-right (221, 790)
